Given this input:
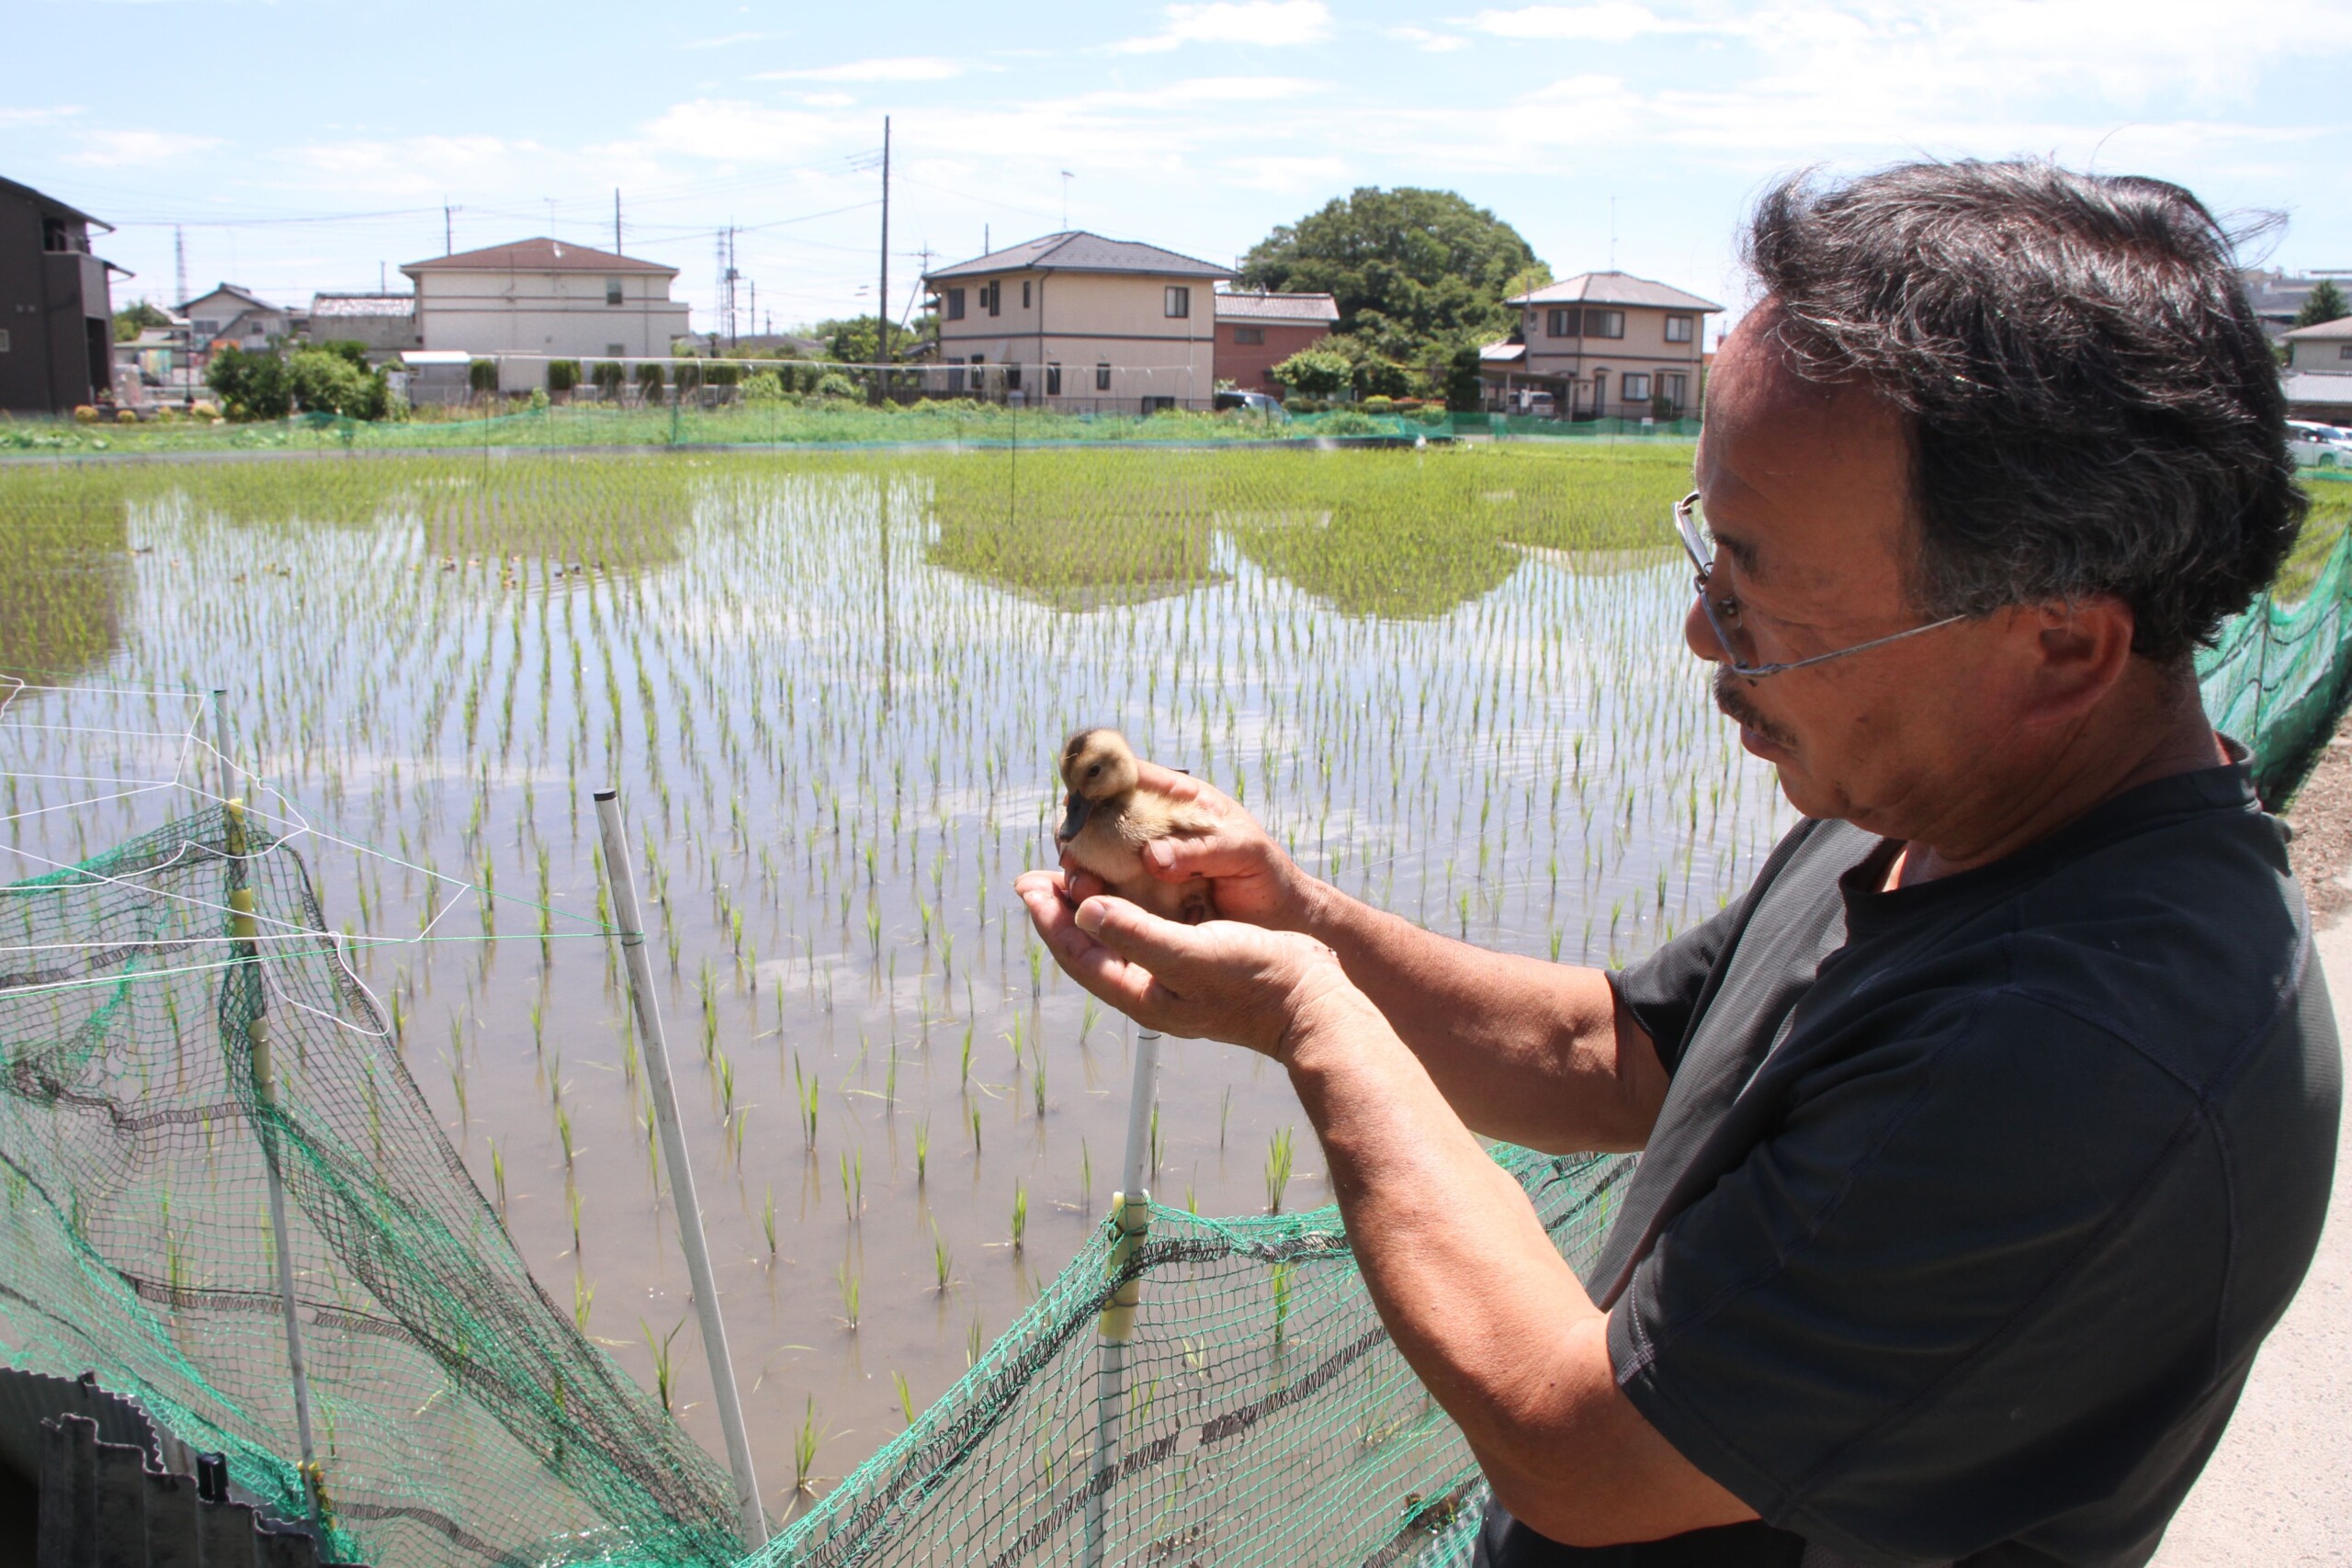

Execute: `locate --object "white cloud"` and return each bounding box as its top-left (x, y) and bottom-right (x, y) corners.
top-left (1469, 4), bottom-right (1690, 39)
top-left (760, 56), bottom-right (966, 83)
top-left (68, 130), bottom-right (222, 167)
top-left (0, 106), bottom-right (82, 127)
top-left (1114, 1), bottom-right (1333, 53)
top-left (1222, 154), bottom-right (1349, 189)
top-left (677, 30), bottom-right (783, 51)
top-left (296, 136), bottom-right (529, 195)
top-left (795, 92), bottom-right (857, 108)
top-left (637, 99), bottom-right (849, 161)
top-left (1385, 25), bottom-right (1468, 51)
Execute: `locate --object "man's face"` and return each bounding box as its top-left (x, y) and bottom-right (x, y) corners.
top-left (1689, 310), bottom-right (2033, 840)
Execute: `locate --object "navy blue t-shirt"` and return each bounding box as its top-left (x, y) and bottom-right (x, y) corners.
top-left (1479, 761), bottom-right (2339, 1567)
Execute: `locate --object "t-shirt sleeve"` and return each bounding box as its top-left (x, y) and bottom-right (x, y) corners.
top-left (1607, 992), bottom-right (2225, 1563)
top-left (1610, 902), bottom-right (1741, 1076)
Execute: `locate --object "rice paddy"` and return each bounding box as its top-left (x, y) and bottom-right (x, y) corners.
top-left (0, 440), bottom-right (1799, 1513)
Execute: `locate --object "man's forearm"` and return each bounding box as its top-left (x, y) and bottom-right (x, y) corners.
top-left (1283, 875), bottom-right (1661, 1153)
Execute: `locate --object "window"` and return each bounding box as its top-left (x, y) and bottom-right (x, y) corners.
top-left (0, 329), bottom-right (9, 354)
top-left (1585, 310), bottom-right (1625, 340)
top-left (2341, 345), bottom-right (2352, 360)
top-left (1046, 362), bottom-right (1062, 395)
top-left (1006, 361), bottom-right (1023, 391)
top-left (947, 358), bottom-right (966, 394)
top-left (1165, 286), bottom-right (1190, 319)
top-left (984, 281), bottom-right (1001, 317)
top-left (41, 218), bottom-right (68, 253)
top-left (606, 343), bottom-right (626, 356)
top-left (1095, 363), bottom-right (1112, 390)
top-left (605, 278), bottom-right (625, 306)
top-left (1233, 325), bottom-right (1264, 345)
top-left (1141, 395), bottom-right (1176, 414)
top-left (1661, 373), bottom-right (1688, 409)
top-left (1022, 281), bottom-right (1032, 308)
top-left (1622, 373), bottom-right (1652, 400)
top-left (194, 320), bottom-right (220, 338)
top-left (1548, 308), bottom-right (1579, 338)
top-left (1664, 314), bottom-right (1694, 344)
top-left (946, 288), bottom-right (967, 321)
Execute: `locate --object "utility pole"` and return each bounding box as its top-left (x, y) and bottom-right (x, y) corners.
top-left (444, 203), bottom-right (453, 256)
top-left (877, 116), bottom-right (892, 387)
top-left (613, 189), bottom-right (623, 255)
top-left (174, 225), bottom-right (187, 308)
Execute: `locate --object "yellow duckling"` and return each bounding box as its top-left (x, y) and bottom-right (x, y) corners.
top-left (1055, 728), bottom-right (1217, 923)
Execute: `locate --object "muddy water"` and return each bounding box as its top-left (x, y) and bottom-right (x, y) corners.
top-left (0, 458), bottom-right (1793, 1523)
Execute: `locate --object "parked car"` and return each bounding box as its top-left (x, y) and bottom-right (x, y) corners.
top-left (1508, 390), bottom-right (1557, 419)
top-left (1215, 389), bottom-right (1287, 419)
top-left (2289, 420), bottom-right (2352, 468)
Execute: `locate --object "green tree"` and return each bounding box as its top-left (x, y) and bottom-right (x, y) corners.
top-left (1270, 347), bottom-right (1353, 400)
top-left (811, 313), bottom-right (938, 365)
top-left (288, 348), bottom-right (389, 419)
top-left (204, 346), bottom-right (290, 420)
top-left (113, 301), bottom-right (169, 344)
top-left (2298, 279), bottom-right (2349, 328)
top-left (1238, 187), bottom-right (1544, 395)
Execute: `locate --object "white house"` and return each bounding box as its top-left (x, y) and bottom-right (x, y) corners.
top-left (922, 231), bottom-right (1231, 412)
top-left (178, 284), bottom-right (288, 356)
top-left (308, 292), bottom-right (418, 359)
top-left (1488, 272), bottom-right (1722, 420)
top-left (399, 237), bottom-right (691, 391)
top-left (2282, 316), bottom-right (2352, 374)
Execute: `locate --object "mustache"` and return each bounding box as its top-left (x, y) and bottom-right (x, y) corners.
top-left (1713, 668), bottom-right (1798, 748)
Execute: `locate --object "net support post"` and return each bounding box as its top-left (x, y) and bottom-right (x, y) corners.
top-left (594, 788), bottom-right (768, 1549)
top-left (1085, 1028), bottom-right (1162, 1568)
top-left (223, 794), bottom-right (325, 1526)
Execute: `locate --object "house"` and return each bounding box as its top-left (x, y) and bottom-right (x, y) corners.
top-left (922, 231), bottom-right (1231, 412)
top-left (2243, 269), bottom-right (2352, 344)
top-left (0, 175), bottom-right (126, 414)
top-left (399, 238), bottom-right (691, 391)
top-left (309, 292), bottom-right (419, 359)
top-left (1214, 290), bottom-right (1339, 398)
top-left (2282, 316), bottom-right (2352, 374)
top-left (178, 284), bottom-right (289, 357)
top-left (1485, 271), bottom-right (1722, 420)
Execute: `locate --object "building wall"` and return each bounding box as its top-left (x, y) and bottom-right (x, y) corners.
top-left (934, 269), bottom-right (1219, 410)
top-left (412, 269), bottom-right (690, 389)
top-left (2291, 338), bottom-right (2352, 372)
top-left (0, 190), bottom-right (112, 414)
top-left (1214, 318), bottom-right (1331, 395)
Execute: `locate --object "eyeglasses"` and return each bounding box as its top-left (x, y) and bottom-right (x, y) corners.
top-left (1673, 491), bottom-right (1970, 679)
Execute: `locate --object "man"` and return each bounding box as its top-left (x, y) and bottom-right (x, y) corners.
top-left (1016, 161), bottom-right (2339, 1566)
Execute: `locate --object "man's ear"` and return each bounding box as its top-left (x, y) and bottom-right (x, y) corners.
top-left (2023, 595), bottom-right (2135, 727)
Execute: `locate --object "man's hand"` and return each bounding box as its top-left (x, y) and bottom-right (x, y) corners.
top-left (1065, 761), bottom-right (1318, 930)
top-left (1014, 869), bottom-right (1363, 1057)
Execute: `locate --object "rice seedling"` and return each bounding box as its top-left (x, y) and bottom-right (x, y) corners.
top-left (1010, 1182), bottom-right (1027, 1254)
top-left (836, 1261), bottom-right (862, 1330)
top-left (793, 1396), bottom-right (824, 1495)
top-left (640, 1316), bottom-right (684, 1413)
top-left (1265, 1129), bottom-right (1295, 1214)
top-left (932, 1223), bottom-right (954, 1293)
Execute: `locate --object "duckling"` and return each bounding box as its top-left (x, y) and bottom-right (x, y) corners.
top-left (1056, 728), bottom-right (1218, 923)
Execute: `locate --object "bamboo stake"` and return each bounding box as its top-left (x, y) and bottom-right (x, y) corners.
top-left (1085, 1028), bottom-right (1160, 1568)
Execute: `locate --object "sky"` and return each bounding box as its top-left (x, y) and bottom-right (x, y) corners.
top-left (10, 0), bottom-right (2352, 344)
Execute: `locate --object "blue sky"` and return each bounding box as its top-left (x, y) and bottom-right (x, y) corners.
top-left (10, 0), bottom-right (2351, 341)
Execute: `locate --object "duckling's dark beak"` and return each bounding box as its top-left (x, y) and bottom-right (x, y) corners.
top-left (1057, 791), bottom-right (1092, 843)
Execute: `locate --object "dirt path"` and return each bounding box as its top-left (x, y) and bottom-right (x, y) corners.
top-left (2154, 723), bottom-right (2352, 1565)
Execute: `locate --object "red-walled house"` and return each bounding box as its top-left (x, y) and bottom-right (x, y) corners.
top-left (1213, 290), bottom-right (1339, 396)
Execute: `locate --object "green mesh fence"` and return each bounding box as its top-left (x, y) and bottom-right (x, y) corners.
top-left (0, 804), bottom-right (740, 1566)
top-left (4, 513), bottom-right (2352, 1568)
top-left (2199, 485), bottom-right (2352, 805)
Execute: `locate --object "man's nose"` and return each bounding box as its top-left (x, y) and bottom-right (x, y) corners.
top-left (1684, 592), bottom-right (1725, 663)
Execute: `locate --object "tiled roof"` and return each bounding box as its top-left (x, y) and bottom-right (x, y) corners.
top-left (311, 293), bottom-right (416, 319)
top-left (179, 283), bottom-right (278, 313)
top-left (2284, 316), bottom-right (2352, 341)
top-left (1214, 290), bottom-right (1340, 322)
top-left (2284, 370), bottom-right (2352, 404)
top-left (926, 231), bottom-right (1233, 282)
top-left (1510, 271), bottom-right (1723, 312)
top-left (402, 238), bottom-right (677, 276)
top-left (1480, 342), bottom-right (1526, 363)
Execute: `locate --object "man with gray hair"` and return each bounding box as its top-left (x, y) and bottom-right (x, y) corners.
top-left (1019, 160), bottom-right (2338, 1566)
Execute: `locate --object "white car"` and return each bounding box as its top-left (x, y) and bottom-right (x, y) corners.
top-left (2288, 420), bottom-right (2352, 468)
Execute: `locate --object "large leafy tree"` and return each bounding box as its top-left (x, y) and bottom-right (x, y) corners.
top-left (2298, 278), bottom-right (2348, 328)
top-left (1238, 187), bottom-right (1546, 394)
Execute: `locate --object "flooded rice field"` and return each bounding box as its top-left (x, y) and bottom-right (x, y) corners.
top-left (0, 445), bottom-right (1795, 1515)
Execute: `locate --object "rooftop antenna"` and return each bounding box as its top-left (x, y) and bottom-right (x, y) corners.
top-left (1609, 197), bottom-right (1617, 271)
top-left (443, 202), bottom-right (452, 257)
top-left (173, 225), bottom-right (187, 308)
top-left (613, 189), bottom-right (622, 255)
top-left (1061, 170), bottom-right (1075, 231)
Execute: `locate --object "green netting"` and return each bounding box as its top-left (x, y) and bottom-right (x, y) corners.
top-left (0, 804), bottom-right (740, 1566)
top-left (4, 507), bottom-right (2351, 1568)
top-left (2199, 482), bottom-right (2352, 804)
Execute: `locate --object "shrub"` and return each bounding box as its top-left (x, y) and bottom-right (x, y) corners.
top-left (189, 400), bottom-right (219, 420)
top-left (547, 359), bottom-right (582, 394)
top-left (289, 348), bottom-right (388, 419)
top-left (72, 405), bottom-right (99, 423)
top-left (674, 360), bottom-right (705, 398)
top-left (635, 362), bottom-right (667, 400)
top-left (742, 371), bottom-right (786, 403)
top-left (1319, 409), bottom-right (1383, 435)
top-left (1361, 395), bottom-right (1395, 413)
top-left (1272, 347), bottom-right (1353, 400)
top-left (591, 362), bottom-right (627, 399)
top-left (814, 371), bottom-right (859, 400)
top-left (468, 359), bottom-right (500, 395)
top-left (310, 339), bottom-right (370, 370)
top-left (115, 408), bottom-right (139, 423)
top-left (206, 347), bottom-right (291, 420)
top-left (706, 362), bottom-right (741, 388)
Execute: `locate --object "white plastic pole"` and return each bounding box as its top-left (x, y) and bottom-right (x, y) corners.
top-left (594, 789), bottom-right (767, 1548)
top-left (1085, 1028), bottom-right (1161, 1568)
top-left (213, 692), bottom-right (324, 1524)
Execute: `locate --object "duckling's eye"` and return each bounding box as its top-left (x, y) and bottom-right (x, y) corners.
top-left (1086, 764), bottom-right (1102, 777)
